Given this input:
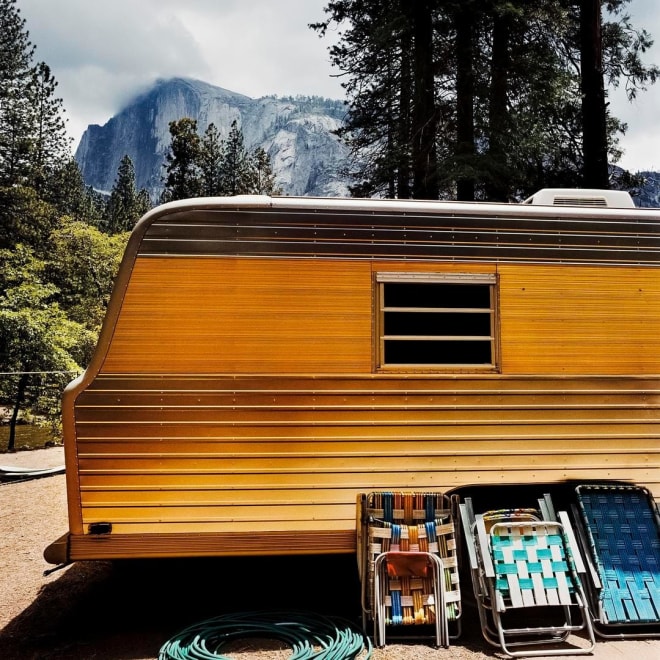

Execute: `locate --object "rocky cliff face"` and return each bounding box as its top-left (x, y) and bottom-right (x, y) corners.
top-left (631, 171), bottom-right (660, 207)
top-left (75, 77), bottom-right (351, 199)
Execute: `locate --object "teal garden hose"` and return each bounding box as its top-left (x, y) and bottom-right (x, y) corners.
top-left (158, 610), bottom-right (373, 660)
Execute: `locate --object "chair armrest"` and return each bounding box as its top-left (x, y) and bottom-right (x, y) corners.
top-left (475, 515), bottom-right (495, 577)
top-left (459, 502), bottom-right (479, 570)
top-left (557, 510), bottom-right (587, 576)
top-left (569, 505), bottom-right (602, 589)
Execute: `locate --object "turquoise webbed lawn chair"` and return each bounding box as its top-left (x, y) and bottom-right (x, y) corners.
top-left (461, 496), bottom-right (595, 657)
top-left (573, 483), bottom-right (660, 638)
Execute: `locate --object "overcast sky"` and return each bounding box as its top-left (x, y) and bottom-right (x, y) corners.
top-left (16, 0), bottom-right (660, 173)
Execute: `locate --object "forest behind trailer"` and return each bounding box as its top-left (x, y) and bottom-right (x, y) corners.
top-left (45, 190), bottom-right (660, 564)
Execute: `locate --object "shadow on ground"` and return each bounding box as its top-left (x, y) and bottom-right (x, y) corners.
top-left (0, 553), bottom-right (496, 660)
top-left (0, 555), bottom-right (363, 659)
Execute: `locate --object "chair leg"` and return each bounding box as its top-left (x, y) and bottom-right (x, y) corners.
top-left (428, 552), bottom-right (449, 648)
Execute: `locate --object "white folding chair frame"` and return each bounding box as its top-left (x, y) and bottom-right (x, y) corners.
top-left (481, 517), bottom-right (595, 657)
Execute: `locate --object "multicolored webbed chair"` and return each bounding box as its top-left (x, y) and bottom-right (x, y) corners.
top-left (573, 483), bottom-right (660, 638)
top-left (357, 491), bottom-right (461, 647)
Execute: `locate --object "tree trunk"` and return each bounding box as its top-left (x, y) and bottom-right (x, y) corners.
top-left (7, 373), bottom-right (29, 453)
top-left (386, 55), bottom-right (397, 199)
top-left (486, 6), bottom-right (511, 202)
top-left (455, 3), bottom-right (476, 201)
top-left (410, 0), bottom-right (439, 199)
top-left (397, 10), bottom-right (412, 199)
top-left (580, 0), bottom-right (609, 188)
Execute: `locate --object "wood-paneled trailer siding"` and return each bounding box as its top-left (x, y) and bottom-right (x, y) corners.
top-left (59, 197), bottom-right (660, 561)
top-left (100, 258), bottom-right (660, 375)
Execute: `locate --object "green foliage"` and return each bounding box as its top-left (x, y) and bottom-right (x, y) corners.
top-left (44, 158), bottom-right (106, 224)
top-left (200, 123), bottom-right (224, 196)
top-left (27, 62), bottom-right (72, 191)
top-left (0, 184), bottom-right (60, 254)
top-left (0, 217), bottom-right (126, 450)
top-left (0, 0), bottom-right (138, 449)
top-left (219, 120), bottom-right (253, 196)
top-left (251, 147), bottom-right (280, 195)
top-left (0, 242), bottom-right (94, 450)
top-left (0, 0), bottom-right (35, 187)
top-left (47, 218), bottom-right (128, 332)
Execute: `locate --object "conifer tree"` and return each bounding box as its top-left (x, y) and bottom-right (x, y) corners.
top-left (161, 118), bottom-right (203, 202)
top-left (27, 62), bottom-right (71, 191)
top-left (163, 118), bottom-right (280, 199)
top-left (312, 0), bottom-right (418, 198)
top-left (0, 1), bottom-right (71, 189)
top-left (251, 147), bottom-right (280, 195)
top-left (44, 158), bottom-right (104, 224)
top-left (0, 0), bottom-right (35, 186)
top-left (200, 123), bottom-right (224, 196)
top-left (219, 120), bottom-right (253, 196)
top-left (161, 117), bottom-right (202, 202)
top-left (104, 155), bottom-right (151, 233)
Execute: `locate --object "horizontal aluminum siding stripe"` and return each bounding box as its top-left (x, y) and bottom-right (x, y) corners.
top-left (69, 530), bottom-right (355, 559)
top-left (137, 209), bottom-right (660, 264)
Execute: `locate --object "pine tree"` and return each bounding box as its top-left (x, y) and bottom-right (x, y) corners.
top-left (251, 147), bottom-right (280, 195)
top-left (312, 0), bottom-right (418, 198)
top-left (0, 0), bottom-right (35, 186)
top-left (453, 0), bottom-right (478, 201)
top-left (162, 119), bottom-right (278, 200)
top-left (199, 123), bottom-right (223, 196)
top-left (27, 62), bottom-right (71, 191)
top-left (219, 120), bottom-right (253, 195)
top-left (585, 0), bottom-right (657, 187)
top-left (409, 0), bottom-right (439, 199)
top-left (0, 1), bottom-right (71, 189)
top-left (104, 155), bottom-right (151, 233)
top-left (44, 158), bottom-right (104, 224)
top-left (161, 118), bottom-right (202, 202)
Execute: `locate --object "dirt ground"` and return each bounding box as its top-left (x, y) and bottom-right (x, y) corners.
top-left (0, 447), bottom-right (658, 660)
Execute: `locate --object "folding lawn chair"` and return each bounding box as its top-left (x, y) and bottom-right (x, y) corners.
top-left (460, 496), bottom-right (595, 657)
top-left (357, 491), bottom-right (461, 647)
top-left (573, 483), bottom-right (660, 638)
top-left (460, 499), bottom-right (545, 646)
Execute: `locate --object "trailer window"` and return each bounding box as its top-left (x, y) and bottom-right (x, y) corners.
top-left (376, 273), bottom-right (498, 370)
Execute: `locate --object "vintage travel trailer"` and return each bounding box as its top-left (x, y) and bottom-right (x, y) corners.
top-left (45, 189), bottom-right (660, 565)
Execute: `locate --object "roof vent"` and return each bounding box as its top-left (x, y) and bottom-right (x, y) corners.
top-left (523, 188), bottom-right (635, 208)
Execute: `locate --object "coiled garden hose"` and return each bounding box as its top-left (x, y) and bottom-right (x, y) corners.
top-left (158, 610), bottom-right (373, 660)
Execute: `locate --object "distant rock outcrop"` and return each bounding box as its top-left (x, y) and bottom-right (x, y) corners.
top-left (75, 77), bottom-right (351, 199)
top-left (631, 171), bottom-right (660, 207)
